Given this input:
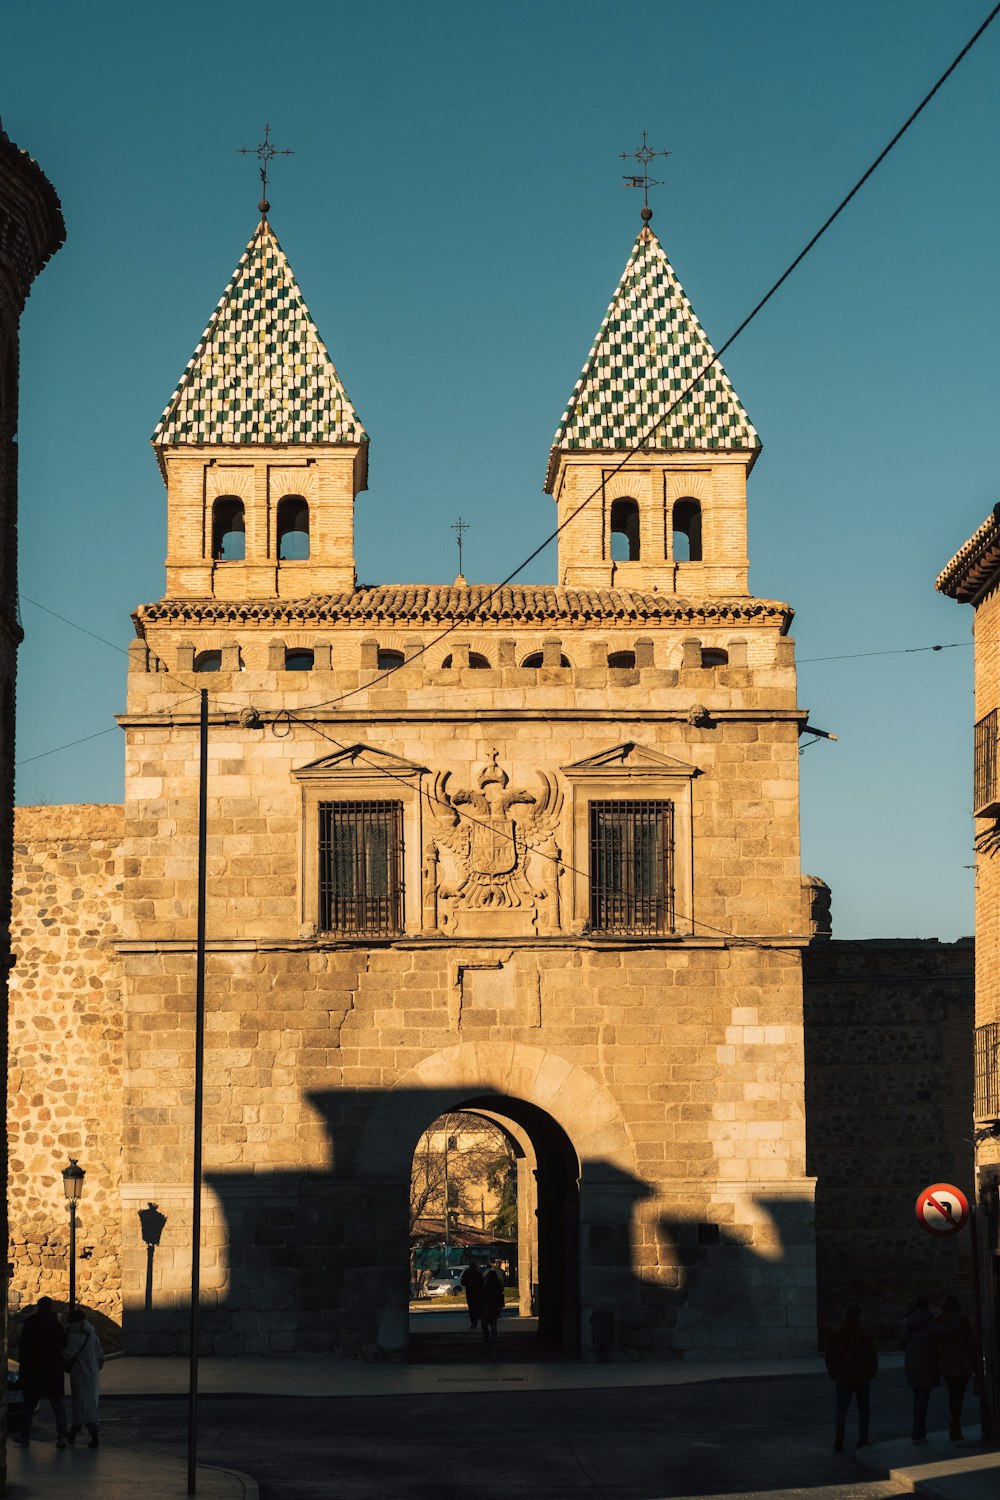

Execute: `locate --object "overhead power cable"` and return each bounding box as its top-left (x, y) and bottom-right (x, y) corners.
top-left (280, 709), bottom-right (803, 962)
top-left (277, 0), bottom-right (1000, 716)
top-left (798, 642), bottom-right (971, 665)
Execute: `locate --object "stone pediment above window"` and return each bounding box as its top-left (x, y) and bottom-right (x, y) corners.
top-left (562, 742), bottom-right (700, 780)
top-left (295, 745), bottom-right (426, 941)
top-left (562, 742), bottom-right (696, 938)
top-left (292, 745), bottom-right (428, 782)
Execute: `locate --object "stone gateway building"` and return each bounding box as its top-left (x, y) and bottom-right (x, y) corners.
top-left (16, 206), bottom-right (829, 1359)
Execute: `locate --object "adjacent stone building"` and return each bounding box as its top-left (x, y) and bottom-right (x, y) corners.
top-left (937, 522), bottom-right (1000, 1423)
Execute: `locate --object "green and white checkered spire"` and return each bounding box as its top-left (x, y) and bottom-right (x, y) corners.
top-left (546, 226), bottom-right (759, 489)
top-left (153, 219), bottom-right (367, 449)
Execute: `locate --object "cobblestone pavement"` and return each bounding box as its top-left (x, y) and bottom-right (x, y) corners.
top-left (96, 1370), bottom-right (914, 1499)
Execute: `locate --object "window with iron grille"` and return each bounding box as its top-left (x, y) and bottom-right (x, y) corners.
top-left (974, 711), bottom-right (999, 812)
top-left (975, 1022), bottom-right (1000, 1120)
top-left (589, 800), bottom-right (674, 934)
top-left (318, 800), bottom-right (403, 936)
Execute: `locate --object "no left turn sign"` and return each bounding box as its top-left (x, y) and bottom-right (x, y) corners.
top-left (915, 1183), bottom-right (969, 1236)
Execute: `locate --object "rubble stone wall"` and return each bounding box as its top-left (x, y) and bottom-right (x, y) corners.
top-left (7, 805), bottom-right (124, 1343)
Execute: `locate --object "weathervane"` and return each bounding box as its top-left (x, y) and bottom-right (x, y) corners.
top-left (451, 516), bottom-right (469, 579)
top-left (238, 123), bottom-right (293, 218)
top-left (620, 131), bottom-right (670, 223)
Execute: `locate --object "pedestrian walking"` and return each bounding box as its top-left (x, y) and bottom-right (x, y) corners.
top-left (63, 1306), bottom-right (104, 1448)
top-left (936, 1295), bottom-right (977, 1442)
top-left (460, 1263), bottom-right (484, 1330)
top-left (825, 1302), bottom-right (878, 1450)
top-left (480, 1263), bottom-right (505, 1358)
top-left (16, 1296), bottom-right (68, 1447)
top-left (898, 1297), bottom-right (938, 1442)
top-left (898, 1296), bottom-right (961, 1442)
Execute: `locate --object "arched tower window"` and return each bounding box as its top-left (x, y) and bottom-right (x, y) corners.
top-left (521, 651), bottom-right (572, 668)
top-left (212, 497), bottom-right (245, 561)
top-left (194, 650), bottom-right (222, 673)
top-left (672, 499), bottom-right (702, 563)
top-left (441, 652), bottom-right (491, 669)
top-left (610, 498), bottom-right (640, 562)
top-left (377, 649), bottom-right (405, 671)
top-left (277, 496), bottom-right (310, 560)
top-left (285, 649), bottom-right (314, 671)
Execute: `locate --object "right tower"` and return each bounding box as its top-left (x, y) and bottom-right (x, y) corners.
top-left (546, 222), bottom-right (758, 594)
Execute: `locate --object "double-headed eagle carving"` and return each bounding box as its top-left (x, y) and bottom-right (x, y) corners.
top-left (426, 748), bottom-right (563, 919)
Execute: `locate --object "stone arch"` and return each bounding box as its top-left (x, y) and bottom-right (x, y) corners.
top-left (358, 1038), bottom-right (634, 1180)
top-left (604, 470), bottom-right (651, 505)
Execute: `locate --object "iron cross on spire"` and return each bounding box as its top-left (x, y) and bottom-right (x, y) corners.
top-left (451, 516), bottom-right (469, 578)
top-left (238, 123), bottom-right (293, 218)
top-left (620, 131), bottom-right (670, 223)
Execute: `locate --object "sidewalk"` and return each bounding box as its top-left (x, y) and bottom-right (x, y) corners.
top-left (857, 1428), bottom-right (1000, 1500)
top-left (6, 1440), bottom-right (256, 1499)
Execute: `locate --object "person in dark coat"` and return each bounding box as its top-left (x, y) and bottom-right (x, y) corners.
top-left (898, 1296), bottom-right (961, 1442)
top-left (825, 1303), bottom-right (878, 1450)
top-left (480, 1263), bottom-right (505, 1352)
top-left (16, 1296), bottom-right (68, 1447)
top-left (936, 1295), bottom-right (977, 1441)
top-left (460, 1263), bottom-right (484, 1330)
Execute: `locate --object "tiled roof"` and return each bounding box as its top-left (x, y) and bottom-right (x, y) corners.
top-left (152, 218), bottom-right (367, 451)
top-left (547, 226), bottom-right (759, 489)
top-left (936, 511), bottom-right (1000, 602)
top-left (135, 584), bottom-right (792, 630)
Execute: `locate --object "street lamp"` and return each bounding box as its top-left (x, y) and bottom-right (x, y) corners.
top-left (61, 1158), bottom-right (86, 1311)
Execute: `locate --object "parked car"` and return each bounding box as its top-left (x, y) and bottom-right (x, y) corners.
top-left (424, 1267), bottom-right (468, 1296)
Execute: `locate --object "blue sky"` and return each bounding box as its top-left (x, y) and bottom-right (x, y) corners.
top-left (3, 1), bottom-right (997, 940)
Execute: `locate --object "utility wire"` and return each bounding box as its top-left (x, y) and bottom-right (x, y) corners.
top-left (799, 642), bottom-right (971, 664)
top-left (20, 594), bottom-right (132, 657)
top-left (274, 0), bottom-right (1000, 716)
top-left (280, 709), bottom-right (803, 962)
top-left (16, 726), bottom-right (120, 767)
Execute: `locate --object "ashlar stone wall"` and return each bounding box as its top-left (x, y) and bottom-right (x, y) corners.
top-left (115, 611), bottom-right (817, 1360)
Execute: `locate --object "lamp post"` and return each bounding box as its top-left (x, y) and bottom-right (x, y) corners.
top-left (61, 1158), bottom-right (86, 1311)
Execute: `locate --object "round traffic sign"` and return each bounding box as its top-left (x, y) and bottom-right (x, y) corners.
top-left (915, 1183), bottom-right (969, 1236)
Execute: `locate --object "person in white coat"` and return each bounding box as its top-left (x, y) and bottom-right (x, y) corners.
top-left (62, 1308), bottom-right (104, 1448)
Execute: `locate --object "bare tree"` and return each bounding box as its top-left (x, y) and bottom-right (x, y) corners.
top-left (409, 1112), bottom-right (514, 1234)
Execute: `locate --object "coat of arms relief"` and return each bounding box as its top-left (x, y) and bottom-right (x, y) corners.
top-left (423, 749), bottom-right (564, 936)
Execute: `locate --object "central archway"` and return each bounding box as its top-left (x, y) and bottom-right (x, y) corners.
top-left (408, 1095), bottom-right (580, 1353)
top-left (358, 1040), bottom-right (633, 1359)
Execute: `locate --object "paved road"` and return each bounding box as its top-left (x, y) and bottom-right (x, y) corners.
top-left (97, 1370), bottom-right (915, 1499)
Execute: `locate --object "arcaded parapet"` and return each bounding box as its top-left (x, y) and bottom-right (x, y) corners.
top-left (8, 806), bottom-right (124, 1336)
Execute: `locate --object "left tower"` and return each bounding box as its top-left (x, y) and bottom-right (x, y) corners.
top-left (0, 119), bottom-right (65, 1469)
top-left (153, 215), bottom-right (368, 600)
